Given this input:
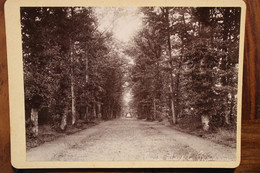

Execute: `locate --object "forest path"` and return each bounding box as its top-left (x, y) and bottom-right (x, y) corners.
top-left (26, 118), bottom-right (236, 161)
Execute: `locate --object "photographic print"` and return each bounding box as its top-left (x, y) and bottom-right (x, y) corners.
top-left (5, 0), bottom-right (246, 168)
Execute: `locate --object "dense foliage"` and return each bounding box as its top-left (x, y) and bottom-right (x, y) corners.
top-left (22, 7), bottom-right (241, 137)
top-left (128, 7), bottom-right (240, 130)
top-left (21, 7), bottom-right (125, 134)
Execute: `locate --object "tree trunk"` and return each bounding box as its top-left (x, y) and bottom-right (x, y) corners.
top-left (71, 79), bottom-right (76, 125)
top-left (145, 106), bottom-right (148, 120)
top-left (143, 105), bottom-right (146, 119)
top-left (70, 8), bottom-right (76, 125)
top-left (84, 42), bottom-right (89, 121)
top-left (84, 105), bottom-right (88, 121)
top-left (110, 108), bottom-right (113, 119)
top-left (175, 11), bottom-right (186, 119)
top-left (146, 106), bottom-right (149, 120)
top-left (107, 104), bottom-right (110, 119)
top-left (70, 51), bottom-right (76, 125)
top-left (225, 112), bottom-right (230, 125)
top-left (60, 106), bottom-right (68, 131)
top-left (153, 98), bottom-right (156, 120)
top-left (147, 106), bottom-right (151, 120)
top-left (175, 47), bottom-right (183, 119)
top-left (225, 96), bottom-right (231, 125)
top-left (110, 102), bottom-right (114, 119)
top-left (97, 103), bottom-right (102, 119)
top-left (85, 44), bottom-right (89, 122)
top-left (175, 67), bottom-right (180, 118)
top-left (229, 94), bottom-right (234, 124)
top-left (201, 115), bottom-right (210, 131)
top-left (169, 84), bottom-right (176, 124)
top-left (165, 8), bottom-right (177, 124)
top-left (31, 108), bottom-right (38, 137)
top-left (93, 102), bottom-right (96, 118)
top-left (85, 49), bottom-right (89, 83)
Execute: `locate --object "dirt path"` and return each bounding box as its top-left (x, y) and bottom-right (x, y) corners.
top-left (26, 118), bottom-right (236, 161)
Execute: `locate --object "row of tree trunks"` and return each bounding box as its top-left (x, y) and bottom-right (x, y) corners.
top-left (22, 7), bottom-right (125, 138)
top-left (31, 101), bottom-right (105, 137)
top-left (138, 101), bottom-right (165, 121)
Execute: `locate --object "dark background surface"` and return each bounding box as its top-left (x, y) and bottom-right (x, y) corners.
top-left (1, 0), bottom-right (259, 172)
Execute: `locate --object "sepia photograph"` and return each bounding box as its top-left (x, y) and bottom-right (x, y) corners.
top-left (5, 0), bottom-right (246, 168)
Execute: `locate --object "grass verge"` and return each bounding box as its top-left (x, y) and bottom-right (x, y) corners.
top-left (159, 118), bottom-right (236, 148)
top-left (26, 120), bottom-right (100, 150)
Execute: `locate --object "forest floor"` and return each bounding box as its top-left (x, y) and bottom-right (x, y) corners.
top-left (26, 118), bottom-right (236, 161)
top-left (159, 118), bottom-right (237, 148)
top-left (26, 120), bottom-right (100, 149)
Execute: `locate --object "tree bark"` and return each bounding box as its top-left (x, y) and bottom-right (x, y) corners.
top-left (71, 78), bottom-right (76, 125)
top-left (175, 11), bottom-right (186, 119)
top-left (165, 8), bottom-right (177, 124)
top-left (225, 94), bottom-right (232, 125)
top-left (97, 103), bottom-right (102, 119)
top-left (110, 101), bottom-right (114, 119)
top-left (93, 102), bottom-right (96, 118)
top-left (31, 108), bottom-right (38, 137)
top-left (60, 106), bottom-right (68, 131)
top-left (70, 7), bottom-right (76, 125)
top-left (84, 43), bottom-right (89, 122)
top-left (84, 105), bottom-right (88, 121)
top-left (153, 98), bottom-right (156, 120)
top-left (71, 49), bottom-right (76, 125)
top-left (70, 8), bottom-right (76, 125)
top-left (85, 49), bottom-right (89, 83)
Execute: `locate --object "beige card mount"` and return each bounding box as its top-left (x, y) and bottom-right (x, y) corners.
top-left (5, 0), bottom-right (246, 169)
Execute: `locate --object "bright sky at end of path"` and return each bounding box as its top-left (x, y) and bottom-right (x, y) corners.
top-left (94, 8), bottom-right (139, 107)
top-left (94, 7), bottom-right (143, 42)
top-left (124, 89), bottom-right (132, 103)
